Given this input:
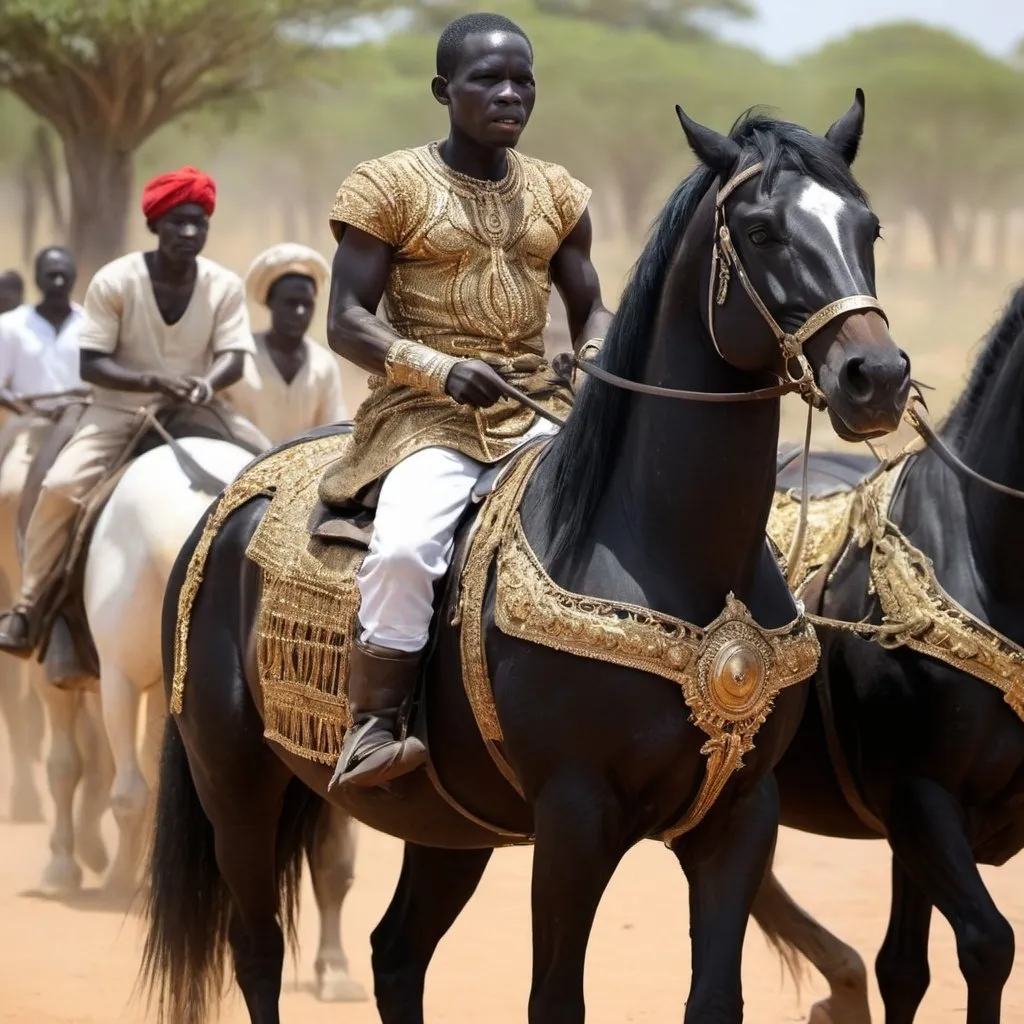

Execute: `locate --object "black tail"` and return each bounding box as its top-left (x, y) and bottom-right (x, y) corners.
top-left (138, 714), bottom-right (230, 1024)
top-left (138, 702), bottom-right (323, 1024)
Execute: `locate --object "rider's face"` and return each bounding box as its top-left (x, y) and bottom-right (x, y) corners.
top-left (436, 32), bottom-right (536, 149)
top-left (35, 252), bottom-right (76, 302)
top-left (150, 203), bottom-right (210, 264)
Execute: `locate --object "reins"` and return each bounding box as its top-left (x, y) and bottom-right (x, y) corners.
top-left (904, 392), bottom-right (1024, 501)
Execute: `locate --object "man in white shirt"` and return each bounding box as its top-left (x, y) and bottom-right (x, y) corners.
top-left (0, 247), bottom-right (84, 405)
top-left (0, 247), bottom-right (85, 518)
top-left (0, 168), bottom-right (269, 655)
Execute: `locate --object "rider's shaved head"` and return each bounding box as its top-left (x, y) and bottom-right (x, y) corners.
top-left (435, 12), bottom-right (532, 79)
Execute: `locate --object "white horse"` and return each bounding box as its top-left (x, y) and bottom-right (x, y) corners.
top-left (84, 435), bottom-right (366, 1001)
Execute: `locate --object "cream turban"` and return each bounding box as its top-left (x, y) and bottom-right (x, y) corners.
top-left (245, 243), bottom-right (331, 306)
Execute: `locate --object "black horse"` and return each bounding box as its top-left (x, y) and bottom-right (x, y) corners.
top-left (141, 96), bottom-right (909, 1024)
top-left (752, 286), bottom-right (1024, 1024)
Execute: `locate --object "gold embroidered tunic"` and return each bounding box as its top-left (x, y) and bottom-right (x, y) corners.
top-left (320, 142), bottom-right (591, 504)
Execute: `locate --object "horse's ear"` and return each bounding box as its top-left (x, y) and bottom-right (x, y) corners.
top-left (824, 88), bottom-right (865, 166)
top-left (675, 104), bottom-right (741, 177)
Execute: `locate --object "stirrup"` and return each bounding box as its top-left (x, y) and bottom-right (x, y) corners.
top-left (328, 718), bottom-right (426, 791)
top-left (0, 607), bottom-right (35, 660)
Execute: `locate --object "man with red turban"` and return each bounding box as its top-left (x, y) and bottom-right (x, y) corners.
top-left (0, 166), bottom-right (270, 659)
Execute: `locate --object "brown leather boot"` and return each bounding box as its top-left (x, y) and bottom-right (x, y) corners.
top-left (328, 636), bottom-right (427, 790)
top-left (0, 606), bottom-right (36, 660)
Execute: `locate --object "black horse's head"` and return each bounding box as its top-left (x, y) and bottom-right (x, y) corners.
top-left (676, 91), bottom-right (910, 440)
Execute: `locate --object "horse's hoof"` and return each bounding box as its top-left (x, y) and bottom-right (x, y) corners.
top-left (41, 855), bottom-right (83, 895)
top-left (77, 834), bottom-right (110, 876)
top-left (316, 965), bottom-right (368, 1003)
top-left (9, 785), bottom-right (44, 823)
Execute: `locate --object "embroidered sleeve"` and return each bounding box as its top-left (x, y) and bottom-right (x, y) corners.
top-left (329, 157), bottom-right (406, 246)
top-left (77, 266), bottom-right (123, 354)
top-left (211, 271), bottom-right (257, 356)
top-left (546, 163), bottom-right (593, 243)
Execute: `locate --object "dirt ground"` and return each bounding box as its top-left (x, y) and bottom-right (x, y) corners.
top-left (0, 781), bottom-right (1022, 1023)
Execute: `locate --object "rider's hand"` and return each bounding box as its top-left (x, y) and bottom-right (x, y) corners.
top-left (183, 377), bottom-right (213, 405)
top-left (147, 374), bottom-right (195, 402)
top-left (444, 360), bottom-right (507, 408)
top-left (550, 352), bottom-right (575, 385)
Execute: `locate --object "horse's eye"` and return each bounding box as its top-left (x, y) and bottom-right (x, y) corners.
top-left (748, 226), bottom-right (772, 248)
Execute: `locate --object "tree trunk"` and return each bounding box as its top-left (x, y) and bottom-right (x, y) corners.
top-left (952, 207), bottom-right (979, 270)
top-left (920, 210), bottom-right (949, 269)
top-left (614, 163), bottom-right (658, 243)
top-left (992, 209), bottom-right (1010, 271)
top-left (17, 157), bottom-right (39, 267)
top-left (62, 136), bottom-right (133, 294)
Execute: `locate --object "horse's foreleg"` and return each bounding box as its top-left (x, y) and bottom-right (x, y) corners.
top-left (751, 865), bottom-right (871, 1023)
top-left (874, 855), bottom-right (933, 1024)
top-left (100, 664), bottom-right (148, 898)
top-left (74, 692), bottom-right (112, 876)
top-left (371, 842), bottom-right (493, 1024)
top-left (35, 677), bottom-right (83, 893)
top-left (886, 778), bottom-right (1012, 1024)
top-left (528, 778), bottom-right (629, 1024)
top-left (0, 658), bottom-right (44, 822)
top-left (673, 773), bottom-right (781, 1024)
top-left (307, 803), bottom-right (367, 1003)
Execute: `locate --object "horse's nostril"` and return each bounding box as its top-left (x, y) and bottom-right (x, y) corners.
top-left (840, 356), bottom-right (874, 402)
top-left (899, 350), bottom-right (912, 383)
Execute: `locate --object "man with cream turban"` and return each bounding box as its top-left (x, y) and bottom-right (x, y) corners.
top-left (226, 242), bottom-right (347, 444)
top-left (0, 166), bottom-right (269, 657)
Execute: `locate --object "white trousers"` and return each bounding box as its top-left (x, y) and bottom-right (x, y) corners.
top-left (357, 420), bottom-right (555, 652)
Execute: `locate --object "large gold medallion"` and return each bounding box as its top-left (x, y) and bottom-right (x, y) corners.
top-left (701, 622), bottom-right (771, 721)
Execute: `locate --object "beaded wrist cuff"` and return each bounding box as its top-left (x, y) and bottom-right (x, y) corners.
top-left (384, 340), bottom-right (461, 396)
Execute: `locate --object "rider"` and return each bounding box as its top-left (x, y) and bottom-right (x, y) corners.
top-left (0, 270), bottom-right (25, 315)
top-left (0, 247), bottom-right (85, 512)
top-left (325, 12), bottom-right (612, 789)
top-left (0, 166), bottom-right (270, 657)
top-left (0, 247), bottom-right (84, 407)
top-left (226, 242), bottom-right (348, 444)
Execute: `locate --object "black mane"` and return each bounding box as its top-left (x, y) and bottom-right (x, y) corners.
top-left (545, 110), bottom-right (868, 562)
top-left (941, 284), bottom-right (1024, 449)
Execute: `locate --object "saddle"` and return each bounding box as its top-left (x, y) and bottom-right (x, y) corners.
top-left (171, 427), bottom-right (548, 766)
top-left (20, 402), bottom-right (264, 689)
top-left (775, 445), bottom-right (878, 499)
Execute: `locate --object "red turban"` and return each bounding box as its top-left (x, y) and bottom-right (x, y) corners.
top-left (141, 166), bottom-right (217, 222)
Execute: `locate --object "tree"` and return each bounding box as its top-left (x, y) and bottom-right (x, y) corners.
top-left (533, 0), bottom-right (753, 37)
top-left (0, 0), bottom-right (395, 284)
top-left (795, 23), bottom-right (1024, 270)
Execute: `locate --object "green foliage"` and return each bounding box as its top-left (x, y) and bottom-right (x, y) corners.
top-left (0, 0), bottom-right (391, 145)
top-left (793, 23), bottom-right (1024, 264)
top-left (533, 0), bottom-right (753, 37)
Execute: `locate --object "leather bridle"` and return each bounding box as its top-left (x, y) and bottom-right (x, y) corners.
top-left (575, 160), bottom-right (888, 409)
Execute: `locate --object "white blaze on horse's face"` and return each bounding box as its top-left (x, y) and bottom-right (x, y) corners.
top-left (790, 181), bottom-right (856, 284)
top-left (796, 180), bottom-right (854, 280)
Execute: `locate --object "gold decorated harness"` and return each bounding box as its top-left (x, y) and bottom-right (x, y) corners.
top-left (769, 446), bottom-right (1024, 722)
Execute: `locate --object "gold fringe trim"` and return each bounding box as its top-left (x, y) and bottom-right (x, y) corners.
top-left (170, 468), bottom-right (278, 715)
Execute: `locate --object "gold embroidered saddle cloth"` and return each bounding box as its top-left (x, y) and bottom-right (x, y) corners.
top-left (768, 451), bottom-right (1024, 720)
top-left (172, 429), bottom-right (819, 840)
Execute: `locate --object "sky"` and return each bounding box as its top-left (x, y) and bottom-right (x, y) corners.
top-left (716, 0), bottom-right (1023, 58)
